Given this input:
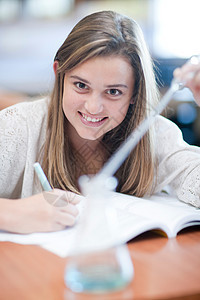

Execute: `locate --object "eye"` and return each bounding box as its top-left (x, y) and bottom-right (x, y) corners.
top-left (74, 82), bottom-right (88, 90)
top-left (107, 89), bottom-right (122, 96)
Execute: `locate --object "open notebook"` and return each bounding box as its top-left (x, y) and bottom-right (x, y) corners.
top-left (0, 192), bottom-right (199, 257)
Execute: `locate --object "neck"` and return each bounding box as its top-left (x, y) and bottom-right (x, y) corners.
top-left (67, 123), bottom-right (102, 153)
top-left (66, 123), bottom-right (106, 178)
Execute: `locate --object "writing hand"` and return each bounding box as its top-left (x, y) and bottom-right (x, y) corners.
top-left (2, 190), bottom-right (82, 234)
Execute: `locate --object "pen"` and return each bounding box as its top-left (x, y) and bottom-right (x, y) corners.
top-left (34, 162), bottom-right (52, 191)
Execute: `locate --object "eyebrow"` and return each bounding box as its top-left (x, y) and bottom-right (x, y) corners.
top-left (106, 84), bottom-right (128, 89)
top-left (70, 75), bottom-right (128, 89)
top-left (70, 75), bottom-right (90, 84)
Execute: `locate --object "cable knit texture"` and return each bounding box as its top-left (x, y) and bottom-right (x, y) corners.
top-left (0, 98), bottom-right (200, 207)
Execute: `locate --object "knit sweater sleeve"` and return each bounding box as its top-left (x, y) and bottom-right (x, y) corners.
top-left (154, 115), bottom-right (200, 208)
top-left (0, 98), bottom-right (48, 199)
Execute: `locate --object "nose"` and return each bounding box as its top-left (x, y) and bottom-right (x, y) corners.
top-left (84, 93), bottom-right (103, 115)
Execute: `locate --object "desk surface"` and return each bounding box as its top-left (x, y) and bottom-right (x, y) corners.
top-left (0, 227), bottom-right (200, 300)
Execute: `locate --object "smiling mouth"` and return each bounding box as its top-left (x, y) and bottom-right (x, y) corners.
top-left (79, 112), bottom-right (107, 123)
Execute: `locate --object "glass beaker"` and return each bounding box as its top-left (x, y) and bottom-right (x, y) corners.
top-left (64, 175), bottom-right (134, 293)
top-left (65, 244), bottom-right (133, 293)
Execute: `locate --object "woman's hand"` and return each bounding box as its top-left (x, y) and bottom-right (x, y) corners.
top-left (174, 58), bottom-right (200, 105)
top-left (0, 189), bottom-right (82, 234)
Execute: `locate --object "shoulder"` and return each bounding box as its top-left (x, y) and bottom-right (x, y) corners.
top-left (23, 97), bottom-right (49, 114)
top-left (0, 97), bottom-right (48, 122)
top-left (153, 115), bottom-right (190, 162)
top-left (154, 115), bottom-right (181, 132)
top-left (0, 97), bottom-right (49, 147)
top-left (154, 115), bottom-right (185, 143)
top-left (0, 97), bottom-right (48, 116)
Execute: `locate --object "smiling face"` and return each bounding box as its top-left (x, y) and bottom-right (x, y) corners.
top-left (62, 55), bottom-right (134, 147)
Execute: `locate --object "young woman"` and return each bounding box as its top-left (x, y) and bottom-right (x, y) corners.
top-left (0, 11), bottom-right (200, 234)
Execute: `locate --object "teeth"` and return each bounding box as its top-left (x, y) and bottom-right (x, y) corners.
top-left (82, 113), bottom-right (103, 123)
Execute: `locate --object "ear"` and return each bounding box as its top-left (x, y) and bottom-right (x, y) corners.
top-left (130, 97), bottom-right (134, 104)
top-left (53, 60), bottom-right (59, 76)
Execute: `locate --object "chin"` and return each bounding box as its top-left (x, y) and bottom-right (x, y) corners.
top-left (82, 135), bottom-right (101, 141)
top-left (78, 131), bottom-right (103, 141)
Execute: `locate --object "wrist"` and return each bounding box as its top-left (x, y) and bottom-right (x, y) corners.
top-left (0, 198), bottom-right (21, 232)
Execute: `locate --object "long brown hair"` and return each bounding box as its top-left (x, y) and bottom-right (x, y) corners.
top-left (42, 11), bottom-right (159, 196)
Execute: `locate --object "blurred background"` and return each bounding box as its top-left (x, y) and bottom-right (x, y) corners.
top-left (0, 0), bottom-right (200, 145)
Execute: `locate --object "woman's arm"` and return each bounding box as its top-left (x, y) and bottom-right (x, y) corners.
top-left (154, 116), bottom-right (200, 208)
top-left (0, 190), bottom-right (81, 234)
